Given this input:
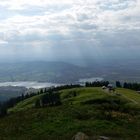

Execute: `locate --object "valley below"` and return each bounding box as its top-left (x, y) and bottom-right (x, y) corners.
top-left (0, 61), bottom-right (140, 84)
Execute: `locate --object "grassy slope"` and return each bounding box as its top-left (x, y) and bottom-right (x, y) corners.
top-left (0, 87), bottom-right (140, 140)
top-left (116, 88), bottom-right (140, 104)
top-left (8, 94), bottom-right (44, 113)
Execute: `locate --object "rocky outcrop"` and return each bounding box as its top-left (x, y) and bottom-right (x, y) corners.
top-left (72, 132), bottom-right (111, 140)
top-left (72, 132), bottom-right (89, 140)
top-left (98, 136), bottom-right (110, 140)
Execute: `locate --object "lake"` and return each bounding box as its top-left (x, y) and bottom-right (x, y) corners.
top-left (78, 77), bottom-right (103, 83)
top-left (0, 81), bottom-right (61, 89)
top-left (0, 77), bottom-right (103, 89)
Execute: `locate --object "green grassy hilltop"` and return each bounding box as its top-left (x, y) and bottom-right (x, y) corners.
top-left (0, 87), bottom-right (140, 140)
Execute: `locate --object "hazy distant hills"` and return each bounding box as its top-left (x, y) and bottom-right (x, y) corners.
top-left (0, 86), bottom-right (27, 102)
top-left (0, 61), bottom-right (92, 83)
top-left (0, 61), bottom-right (140, 83)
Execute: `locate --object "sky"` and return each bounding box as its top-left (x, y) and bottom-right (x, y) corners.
top-left (0, 0), bottom-right (140, 62)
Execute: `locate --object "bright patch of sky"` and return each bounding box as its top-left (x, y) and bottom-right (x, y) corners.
top-left (0, 0), bottom-right (140, 61)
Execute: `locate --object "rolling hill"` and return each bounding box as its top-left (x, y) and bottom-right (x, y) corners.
top-left (0, 87), bottom-right (140, 140)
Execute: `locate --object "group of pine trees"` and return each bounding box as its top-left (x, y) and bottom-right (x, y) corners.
top-left (35, 84), bottom-right (82, 108)
top-left (116, 81), bottom-right (140, 91)
top-left (35, 91), bottom-right (61, 108)
top-left (85, 81), bottom-right (110, 87)
top-left (51, 84), bottom-right (82, 91)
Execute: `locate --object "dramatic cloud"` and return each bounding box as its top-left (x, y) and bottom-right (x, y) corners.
top-left (0, 0), bottom-right (140, 61)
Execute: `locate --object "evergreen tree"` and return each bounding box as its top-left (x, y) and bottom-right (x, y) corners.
top-left (35, 99), bottom-right (41, 108)
top-left (123, 82), bottom-right (128, 88)
top-left (116, 81), bottom-right (122, 88)
top-left (0, 105), bottom-right (7, 117)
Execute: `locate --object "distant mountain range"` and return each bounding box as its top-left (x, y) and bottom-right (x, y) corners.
top-left (0, 61), bottom-right (92, 83)
top-left (0, 60), bottom-right (140, 83)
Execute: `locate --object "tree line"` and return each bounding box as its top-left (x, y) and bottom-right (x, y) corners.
top-left (116, 81), bottom-right (140, 91)
top-left (35, 84), bottom-right (82, 108)
top-left (85, 81), bottom-right (110, 87)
